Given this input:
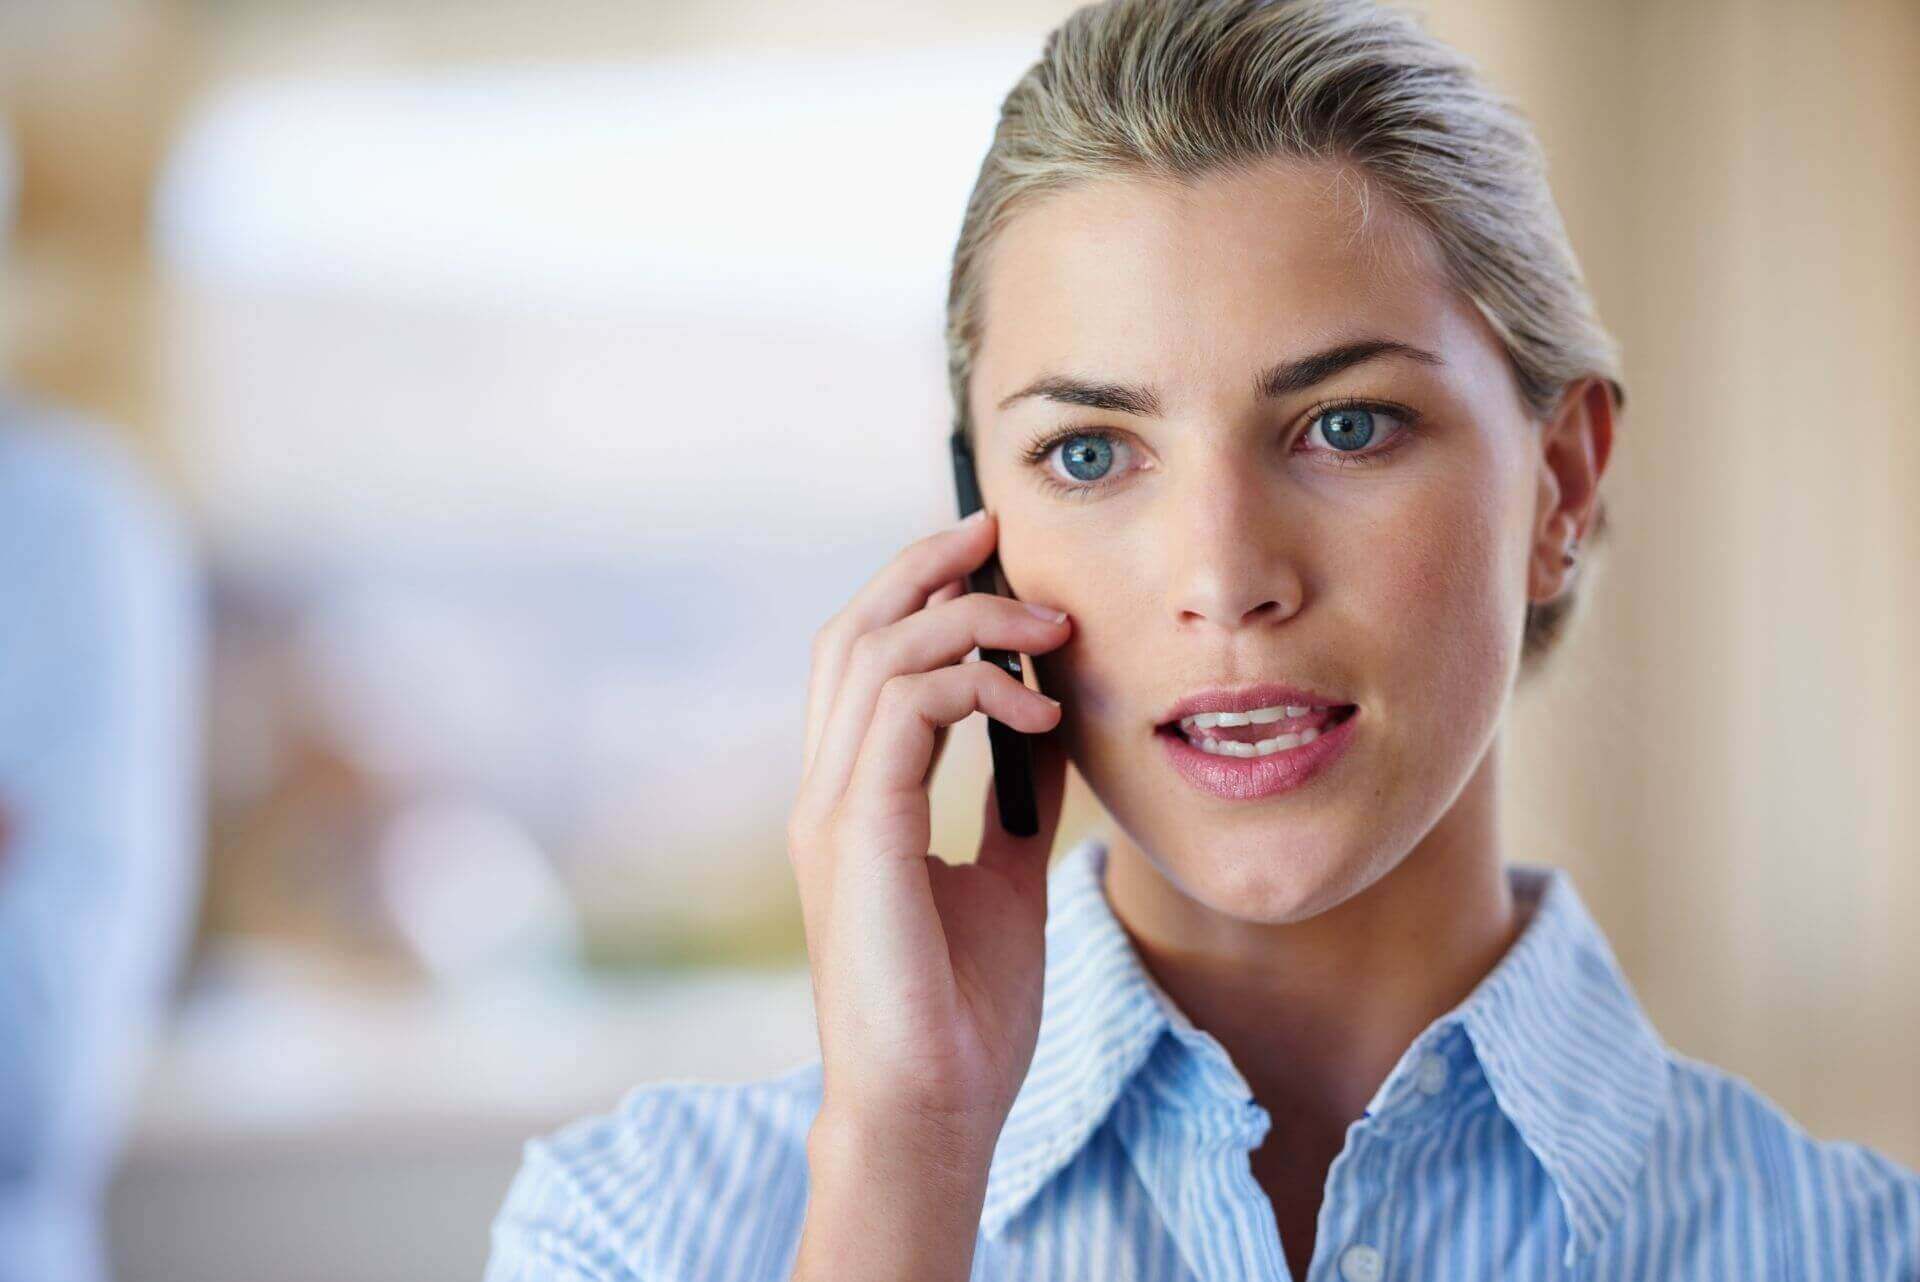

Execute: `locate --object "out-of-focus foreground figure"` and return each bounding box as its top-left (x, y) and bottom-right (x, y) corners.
top-left (0, 111), bottom-right (204, 1281)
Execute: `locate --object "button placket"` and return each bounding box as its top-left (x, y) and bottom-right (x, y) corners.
top-left (1318, 1037), bottom-right (1462, 1280)
top-left (1309, 1117), bottom-right (1397, 1282)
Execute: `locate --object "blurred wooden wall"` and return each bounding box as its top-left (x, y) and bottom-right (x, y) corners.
top-left (0, 0), bottom-right (201, 482)
top-left (1437, 0), bottom-right (1920, 1162)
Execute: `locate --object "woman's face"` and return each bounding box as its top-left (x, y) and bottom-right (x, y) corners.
top-left (969, 157), bottom-right (1563, 923)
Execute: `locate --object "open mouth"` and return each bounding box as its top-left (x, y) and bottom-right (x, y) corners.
top-left (1157, 703), bottom-right (1359, 758)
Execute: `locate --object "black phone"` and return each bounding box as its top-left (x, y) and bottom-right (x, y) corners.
top-left (948, 428), bottom-right (1040, 837)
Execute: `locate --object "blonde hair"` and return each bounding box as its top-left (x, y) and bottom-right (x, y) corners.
top-left (945, 0), bottom-right (1623, 682)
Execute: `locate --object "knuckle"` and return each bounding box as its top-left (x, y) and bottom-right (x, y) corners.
top-left (875, 669), bottom-right (921, 714)
top-left (788, 801), bottom-right (839, 860)
top-left (846, 628), bottom-right (889, 679)
top-left (809, 619), bottom-right (840, 663)
top-left (937, 591), bottom-right (985, 636)
top-left (785, 807), bottom-right (816, 849)
top-left (923, 591), bottom-right (966, 632)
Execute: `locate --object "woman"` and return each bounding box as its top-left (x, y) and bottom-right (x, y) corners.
top-left (487, 1), bottom-right (1920, 1278)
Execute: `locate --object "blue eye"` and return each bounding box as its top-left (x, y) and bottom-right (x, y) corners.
top-left (1060, 435), bottom-right (1115, 482)
top-left (1019, 396), bottom-right (1420, 500)
top-left (1298, 399), bottom-right (1418, 465)
top-left (1021, 431), bottom-right (1135, 501)
top-left (1315, 406), bottom-right (1377, 451)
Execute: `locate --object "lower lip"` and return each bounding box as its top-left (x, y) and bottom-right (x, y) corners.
top-left (1156, 708), bottom-right (1360, 801)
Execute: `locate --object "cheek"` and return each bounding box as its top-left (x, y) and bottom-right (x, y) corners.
top-left (1375, 473), bottom-right (1526, 701)
top-left (1025, 601), bottom-right (1132, 730)
top-left (1010, 526), bottom-right (1153, 730)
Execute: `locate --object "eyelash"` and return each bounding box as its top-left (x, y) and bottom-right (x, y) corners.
top-left (1018, 396), bottom-right (1423, 501)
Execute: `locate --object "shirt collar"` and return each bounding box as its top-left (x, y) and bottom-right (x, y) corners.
top-left (978, 835), bottom-right (1672, 1267)
top-left (1452, 860), bottom-right (1673, 1265)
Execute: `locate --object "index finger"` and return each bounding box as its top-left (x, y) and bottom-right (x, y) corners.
top-left (803, 510), bottom-right (995, 777)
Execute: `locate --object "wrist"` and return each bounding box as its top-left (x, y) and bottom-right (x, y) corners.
top-left (807, 1102), bottom-right (998, 1190)
top-left (793, 1107), bottom-right (996, 1282)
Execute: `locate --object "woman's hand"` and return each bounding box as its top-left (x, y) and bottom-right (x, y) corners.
top-left (788, 507), bottom-right (1072, 1171)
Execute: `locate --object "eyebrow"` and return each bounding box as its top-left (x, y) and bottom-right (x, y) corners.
top-left (994, 337), bottom-right (1445, 416)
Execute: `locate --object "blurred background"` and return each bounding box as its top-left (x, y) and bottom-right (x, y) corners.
top-left (0, 0), bottom-right (1915, 1279)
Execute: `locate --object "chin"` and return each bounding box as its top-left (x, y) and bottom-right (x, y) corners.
top-left (1144, 823), bottom-right (1371, 924)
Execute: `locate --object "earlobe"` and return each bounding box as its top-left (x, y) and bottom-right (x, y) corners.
top-left (1527, 512), bottom-right (1580, 604)
top-left (1525, 436), bottom-right (1571, 607)
top-left (1526, 377), bottom-right (1613, 603)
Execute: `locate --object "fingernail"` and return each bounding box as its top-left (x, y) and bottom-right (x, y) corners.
top-left (1023, 602), bottom-right (1067, 622)
top-left (1038, 692), bottom-right (1061, 706)
top-left (959, 508), bottom-right (988, 526)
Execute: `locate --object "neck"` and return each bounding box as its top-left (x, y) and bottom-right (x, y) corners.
top-left (1102, 734), bottom-right (1526, 1130)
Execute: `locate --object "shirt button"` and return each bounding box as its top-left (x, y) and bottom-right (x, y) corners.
top-left (1339, 1243), bottom-right (1384, 1282)
top-left (1415, 1052), bottom-right (1449, 1095)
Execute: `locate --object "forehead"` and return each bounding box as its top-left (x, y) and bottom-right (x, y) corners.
top-left (975, 158), bottom-right (1462, 401)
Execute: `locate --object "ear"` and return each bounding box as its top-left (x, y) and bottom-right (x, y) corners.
top-left (1528, 376), bottom-right (1617, 604)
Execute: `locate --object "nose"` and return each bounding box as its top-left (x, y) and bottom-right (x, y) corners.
top-left (1165, 448), bottom-right (1304, 633)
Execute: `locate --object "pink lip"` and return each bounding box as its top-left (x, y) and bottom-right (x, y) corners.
top-left (1156, 707), bottom-right (1359, 800)
top-left (1158, 682), bottom-right (1352, 726)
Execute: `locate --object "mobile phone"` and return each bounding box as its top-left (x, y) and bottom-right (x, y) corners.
top-left (949, 428), bottom-right (1040, 837)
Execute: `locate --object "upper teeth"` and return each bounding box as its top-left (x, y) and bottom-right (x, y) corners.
top-left (1181, 704), bottom-right (1315, 730)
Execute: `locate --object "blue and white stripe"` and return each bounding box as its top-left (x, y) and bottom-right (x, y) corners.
top-left (487, 835), bottom-right (1920, 1280)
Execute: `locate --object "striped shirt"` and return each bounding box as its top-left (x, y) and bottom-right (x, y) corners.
top-left (486, 834), bottom-right (1920, 1281)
